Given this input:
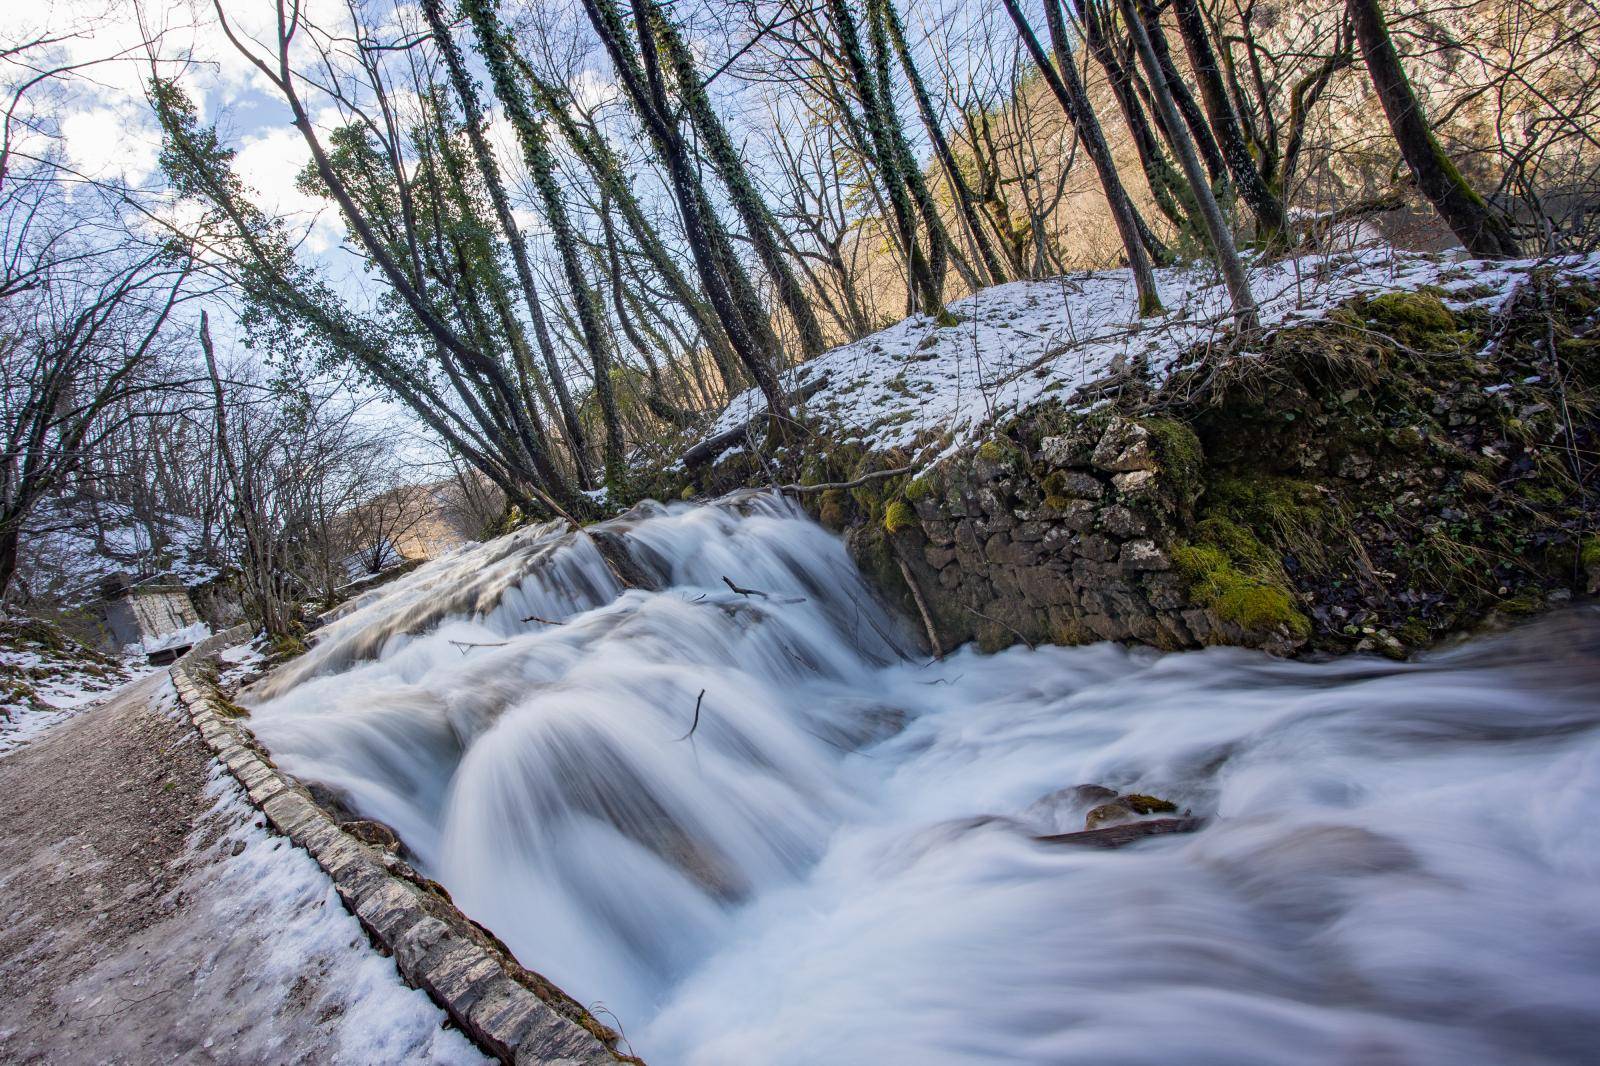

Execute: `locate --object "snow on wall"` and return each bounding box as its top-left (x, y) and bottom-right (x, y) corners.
top-left (706, 246), bottom-right (1600, 465)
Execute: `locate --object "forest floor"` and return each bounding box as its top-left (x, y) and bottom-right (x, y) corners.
top-left (0, 670), bottom-right (485, 1065)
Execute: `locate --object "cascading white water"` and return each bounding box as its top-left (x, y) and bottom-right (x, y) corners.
top-left (247, 494), bottom-right (1600, 1065)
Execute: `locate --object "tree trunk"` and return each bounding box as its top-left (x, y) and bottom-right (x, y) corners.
top-left (1134, 0), bottom-right (1227, 185)
top-left (1345, 0), bottom-right (1519, 258)
top-left (1168, 0), bottom-right (1289, 244)
top-left (421, 0), bottom-right (594, 486)
top-left (828, 0), bottom-right (943, 316)
top-left (880, 0), bottom-right (1008, 286)
top-left (463, 0), bottom-right (627, 485)
top-left (652, 4), bottom-right (828, 358)
top-left (1118, 0), bottom-right (1259, 329)
top-left (1004, 0), bottom-right (1164, 314)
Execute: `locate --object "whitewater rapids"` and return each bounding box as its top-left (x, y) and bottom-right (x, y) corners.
top-left (247, 493), bottom-right (1600, 1065)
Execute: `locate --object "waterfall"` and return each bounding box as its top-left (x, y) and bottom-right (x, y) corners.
top-left (247, 493), bottom-right (1600, 1065)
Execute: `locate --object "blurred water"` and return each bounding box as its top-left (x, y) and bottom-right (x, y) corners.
top-left (247, 493), bottom-right (1600, 1065)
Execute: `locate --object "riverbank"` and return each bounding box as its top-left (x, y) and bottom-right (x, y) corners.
top-left (665, 248), bottom-right (1600, 658)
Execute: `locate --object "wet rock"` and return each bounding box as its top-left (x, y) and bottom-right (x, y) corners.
top-left (1037, 817), bottom-right (1205, 849)
top-left (344, 819), bottom-right (404, 854)
top-left (1121, 793), bottom-right (1178, 815)
top-left (1084, 801), bottom-right (1138, 830)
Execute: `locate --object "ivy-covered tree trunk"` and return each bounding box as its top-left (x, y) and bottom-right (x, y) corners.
top-left (463, 0), bottom-right (627, 486)
top-left (863, 0), bottom-right (970, 293)
top-left (518, 65), bottom-right (748, 397)
top-left (1072, 0), bottom-right (1200, 243)
top-left (580, 0), bottom-right (790, 417)
top-left (1345, 0), bottom-right (1520, 258)
top-left (1134, 0), bottom-right (1228, 187)
top-left (827, 0), bottom-right (943, 316)
top-left (879, 0), bottom-right (1008, 286)
top-left (650, 3), bottom-right (828, 358)
top-left (420, 0), bottom-right (594, 487)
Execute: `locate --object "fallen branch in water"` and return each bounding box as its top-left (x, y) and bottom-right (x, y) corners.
top-left (449, 639), bottom-right (509, 655)
top-left (722, 575), bottom-right (807, 604)
top-left (676, 689), bottom-right (706, 741)
top-left (1034, 817), bottom-right (1205, 849)
top-left (777, 465), bottom-right (913, 495)
top-left (722, 575), bottom-right (767, 597)
top-left (521, 615), bottom-right (565, 626)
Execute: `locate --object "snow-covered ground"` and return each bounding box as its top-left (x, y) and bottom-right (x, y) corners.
top-left (708, 245), bottom-right (1600, 463)
top-left (154, 703), bottom-right (487, 1063)
top-left (0, 621), bottom-right (154, 758)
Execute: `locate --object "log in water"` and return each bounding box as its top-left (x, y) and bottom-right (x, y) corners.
top-left (247, 493), bottom-right (1600, 1065)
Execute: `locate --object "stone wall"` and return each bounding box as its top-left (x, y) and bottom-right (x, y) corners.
top-left (168, 637), bottom-right (636, 1065)
top-left (806, 281), bottom-right (1600, 660)
top-left (841, 411), bottom-right (1301, 658)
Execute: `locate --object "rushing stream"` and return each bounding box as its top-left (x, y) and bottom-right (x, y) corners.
top-left (247, 493), bottom-right (1600, 1065)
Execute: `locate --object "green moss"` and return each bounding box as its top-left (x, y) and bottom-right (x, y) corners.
top-left (1398, 617), bottom-right (1431, 646)
top-left (1192, 515), bottom-right (1275, 570)
top-left (818, 488), bottom-right (850, 531)
top-left (266, 633), bottom-right (308, 662)
top-left (1173, 543), bottom-right (1311, 638)
top-left (976, 439), bottom-right (1007, 463)
top-left (1042, 494), bottom-right (1071, 512)
top-left (1581, 535), bottom-right (1600, 571)
top-left (213, 694), bottom-right (253, 719)
top-left (1367, 290), bottom-right (1457, 334)
top-left (934, 307), bottom-right (963, 328)
top-left (1141, 417), bottom-right (1204, 508)
top-left (1123, 793), bottom-right (1177, 814)
top-left (883, 499), bottom-right (917, 535)
top-left (1516, 481), bottom-right (1566, 507)
top-left (1498, 593), bottom-right (1544, 616)
top-left (904, 473), bottom-right (937, 502)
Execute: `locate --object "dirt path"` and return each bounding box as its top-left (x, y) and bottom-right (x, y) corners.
top-left (0, 672), bottom-right (485, 1065)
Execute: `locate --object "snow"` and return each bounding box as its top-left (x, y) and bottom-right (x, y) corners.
top-left (165, 754), bottom-right (488, 1063)
top-left (216, 638), bottom-right (269, 692)
top-left (19, 501), bottom-right (222, 607)
top-left (0, 629), bottom-right (155, 758)
top-left (139, 620), bottom-right (212, 655)
top-left (705, 245), bottom-right (1600, 465)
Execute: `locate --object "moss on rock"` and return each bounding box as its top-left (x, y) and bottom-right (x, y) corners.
top-left (1173, 542), bottom-right (1311, 639)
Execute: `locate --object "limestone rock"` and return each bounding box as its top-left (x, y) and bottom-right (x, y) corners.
top-left (1040, 433), bottom-right (1094, 468)
top-left (1111, 469), bottom-right (1156, 495)
top-left (1052, 471), bottom-right (1104, 499)
top-left (1100, 504), bottom-right (1148, 538)
top-left (1092, 418), bottom-right (1157, 473)
top-left (1120, 539), bottom-right (1171, 572)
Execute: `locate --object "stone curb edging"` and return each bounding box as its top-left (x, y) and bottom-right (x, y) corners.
top-left (167, 640), bottom-right (632, 1066)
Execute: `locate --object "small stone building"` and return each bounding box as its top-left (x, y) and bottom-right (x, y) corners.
top-left (99, 574), bottom-right (205, 664)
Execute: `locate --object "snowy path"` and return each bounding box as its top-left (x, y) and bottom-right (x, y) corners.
top-left (0, 671), bottom-right (485, 1065)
